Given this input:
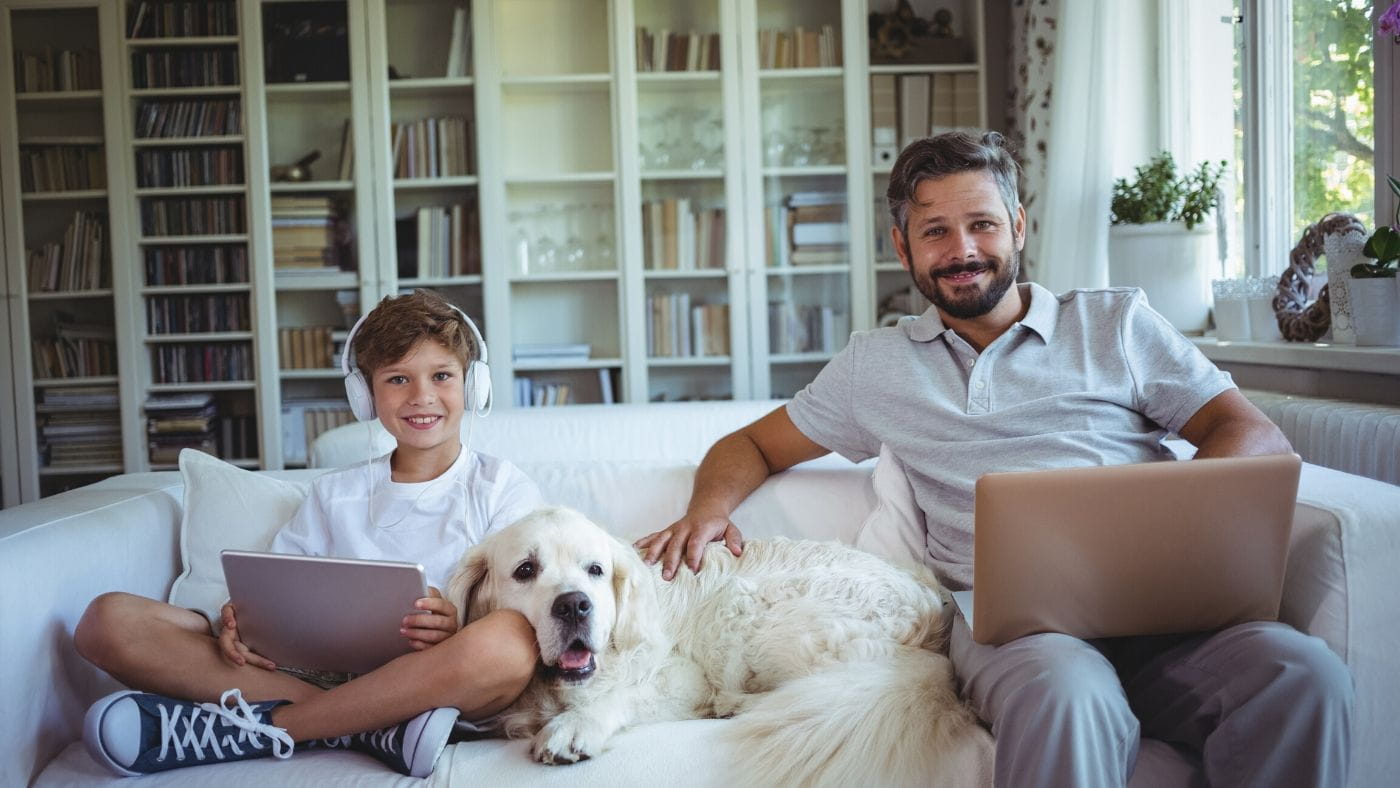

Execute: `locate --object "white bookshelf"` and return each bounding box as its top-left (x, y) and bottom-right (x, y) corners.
top-left (0, 0), bottom-right (987, 501)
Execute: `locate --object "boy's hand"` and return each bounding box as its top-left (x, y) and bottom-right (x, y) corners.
top-left (403, 587), bottom-right (459, 650)
top-left (217, 603), bottom-right (277, 671)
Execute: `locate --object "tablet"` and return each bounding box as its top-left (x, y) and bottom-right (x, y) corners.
top-left (220, 550), bottom-right (429, 674)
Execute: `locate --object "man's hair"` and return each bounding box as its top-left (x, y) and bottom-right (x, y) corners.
top-left (351, 290), bottom-right (473, 380)
top-left (886, 131), bottom-right (1022, 240)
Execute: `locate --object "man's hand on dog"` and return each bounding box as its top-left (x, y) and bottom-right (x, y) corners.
top-left (403, 587), bottom-right (459, 650)
top-left (218, 603), bottom-right (276, 670)
top-left (635, 511), bottom-right (744, 581)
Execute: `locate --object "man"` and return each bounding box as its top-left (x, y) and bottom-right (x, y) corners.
top-left (635, 132), bottom-right (1352, 787)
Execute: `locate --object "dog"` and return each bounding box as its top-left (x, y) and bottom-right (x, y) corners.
top-left (447, 506), bottom-right (992, 786)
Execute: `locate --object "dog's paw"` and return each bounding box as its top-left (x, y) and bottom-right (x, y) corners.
top-left (529, 713), bottom-right (610, 765)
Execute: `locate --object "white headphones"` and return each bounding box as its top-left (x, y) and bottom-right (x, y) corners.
top-left (341, 301), bottom-right (492, 422)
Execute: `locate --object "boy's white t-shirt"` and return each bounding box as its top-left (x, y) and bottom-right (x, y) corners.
top-left (269, 448), bottom-right (543, 589)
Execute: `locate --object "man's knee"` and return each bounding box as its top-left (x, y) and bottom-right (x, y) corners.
top-left (994, 633), bottom-right (1136, 739)
top-left (1230, 622), bottom-right (1353, 713)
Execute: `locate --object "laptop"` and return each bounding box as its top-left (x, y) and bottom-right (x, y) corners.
top-left (221, 551), bottom-right (429, 674)
top-left (952, 454), bottom-right (1301, 646)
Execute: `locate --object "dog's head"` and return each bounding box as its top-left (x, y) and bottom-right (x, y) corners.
top-left (446, 506), bottom-right (660, 685)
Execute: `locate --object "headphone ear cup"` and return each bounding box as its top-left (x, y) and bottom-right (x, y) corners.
top-left (345, 371), bottom-right (375, 421)
top-left (465, 361), bottom-right (491, 415)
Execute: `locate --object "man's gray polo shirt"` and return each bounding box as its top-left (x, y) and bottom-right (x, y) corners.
top-left (786, 282), bottom-right (1235, 589)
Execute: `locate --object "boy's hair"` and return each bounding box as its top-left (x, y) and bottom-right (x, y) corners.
top-left (886, 131), bottom-right (1022, 241)
top-left (351, 290), bottom-right (473, 381)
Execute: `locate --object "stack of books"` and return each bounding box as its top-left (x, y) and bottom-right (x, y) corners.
top-left (646, 294), bottom-right (729, 358)
top-left (768, 300), bottom-right (848, 355)
top-left (271, 195), bottom-right (340, 271)
top-left (281, 399), bottom-right (354, 466)
top-left (26, 211), bottom-right (106, 292)
top-left (871, 73), bottom-right (981, 152)
top-left (31, 317), bottom-right (116, 379)
top-left (140, 196), bottom-right (244, 236)
top-left (145, 392), bottom-right (217, 464)
top-left (278, 326), bottom-right (337, 369)
top-left (390, 117), bottom-right (474, 178)
top-left (18, 144), bottom-right (106, 192)
top-left (13, 47), bottom-right (101, 93)
top-left (634, 28), bottom-right (721, 72)
top-left (135, 99), bottom-right (241, 139)
top-left (757, 25), bottom-right (841, 69)
top-left (768, 192), bottom-right (848, 267)
top-left (37, 387), bottom-right (121, 468)
top-left (394, 203), bottom-right (479, 279)
top-left (641, 199), bottom-right (726, 271)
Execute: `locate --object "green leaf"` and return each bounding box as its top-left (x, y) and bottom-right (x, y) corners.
top-left (1363, 226), bottom-right (1400, 263)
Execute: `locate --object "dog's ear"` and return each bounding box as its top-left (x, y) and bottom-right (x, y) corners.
top-left (445, 546), bottom-right (490, 628)
top-left (609, 535), bottom-right (661, 654)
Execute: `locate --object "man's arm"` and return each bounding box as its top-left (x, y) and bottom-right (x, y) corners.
top-left (1176, 389), bottom-right (1292, 459)
top-left (634, 405), bottom-right (830, 580)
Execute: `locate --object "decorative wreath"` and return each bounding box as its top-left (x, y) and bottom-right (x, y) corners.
top-left (1273, 212), bottom-right (1366, 342)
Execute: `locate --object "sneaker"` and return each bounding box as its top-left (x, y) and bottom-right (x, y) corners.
top-left (84, 688), bottom-right (294, 777)
top-left (312, 707), bottom-right (457, 778)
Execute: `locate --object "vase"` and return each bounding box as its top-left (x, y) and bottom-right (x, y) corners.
top-left (1108, 221), bottom-right (1215, 333)
top-left (1350, 276), bottom-right (1400, 346)
top-left (1323, 230), bottom-right (1365, 344)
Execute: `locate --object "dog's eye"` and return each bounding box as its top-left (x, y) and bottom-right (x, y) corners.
top-left (587, 563), bottom-right (604, 577)
top-left (512, 561), bottom-right (536, 581)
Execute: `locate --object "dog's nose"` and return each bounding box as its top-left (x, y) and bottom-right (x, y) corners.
top-left (551, 591), bottom-right (592, 623)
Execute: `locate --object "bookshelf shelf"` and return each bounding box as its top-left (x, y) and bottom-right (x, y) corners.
top-left (139, 234), bottom-right (250, 245)
top-left (279, 369), bottom-right (342, 380)
top-left (640, 169), bottom-right (724, 180)
top-left (762, 165), bottom-right (847, 177)
top-left (393, 176), bottom-right (479, 190)
top-left (33, 377), bottom-right (120, 387)
top-left (510, 271), bottom-right (619, 284)
top-left (270, 180), bottom-right (354, 193)
top-left (874, 261), bottom-right (904, 272)
top-left (758, 67), bottom-right (843, 80)
top-left (133, 135), bottom-right (246, 148)
top-left (390, 77), bottom-right (475, 93)
top-left (126, 37), bottom-right (240, 48)
top-left (265, 82), bottom-right (352, 95)
top-left (15, 90), bottom-right (102, 107)
top-left (130, 87), bottom-right (242, 98)
top-left (643, 269), bottom-right (730, 280)
top-left (500, 74), bottom-right (611, 87)
top-left (28, 289), bottom-right (115, 301)
top-left (514, 358), bottom-right (623, 372)
top-left (401, 275), bottom-right (485, 287)
top-left (647, 356), bottom-right (732, 367)
top-left (141, 284), bottom-right (251, 296)
top-left (868, 63), bottom-right (980, 75)
top-left (767, 264), bottom-right (853, 276)
top-left (769, 352), bottom-right (835, 365)
top-left (135, 185), bottom-right (247, 197)
top-left (273, 272), bottom-right (360, 291)
top-left (143, 332), bottom-right (255, 343)
top-left (147, 382), bottom-right (256, 393)
top-left (503, 172), bottom-right (614, 185)
top-left (636, 71), bottom-right (721, 83)
top-left (40, 464), bottom-right (125, 476)
top-left (21, 190), bottom-right (108, 202)
top-left (19, 136), bottom-right (104, 145)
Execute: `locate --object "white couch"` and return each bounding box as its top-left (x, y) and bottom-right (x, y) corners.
top-left (4, 399), bottom-right (1400, 787)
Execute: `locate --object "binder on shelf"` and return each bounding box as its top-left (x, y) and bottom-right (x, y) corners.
top-left (898, 74), bottom-right (931, 148)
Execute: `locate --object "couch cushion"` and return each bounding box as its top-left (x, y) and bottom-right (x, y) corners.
top-left (167, 450), bottom-right (314, 624)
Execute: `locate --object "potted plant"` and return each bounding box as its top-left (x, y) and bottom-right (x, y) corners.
top-left (1108, 153), bottom-right (1227, 332)
top-left (1348, 175), bottom-right (1400, 345)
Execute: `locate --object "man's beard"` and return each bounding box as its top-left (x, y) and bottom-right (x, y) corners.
top-left (911, 250), bottom-right (1020, 320)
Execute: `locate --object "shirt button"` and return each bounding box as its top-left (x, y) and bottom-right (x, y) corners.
top-left (976, 380), bottom-right (986, 389)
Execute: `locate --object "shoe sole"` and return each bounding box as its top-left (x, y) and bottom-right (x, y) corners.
top-left (406, 708), bottom-right (458, 778)
top-left (83, 691), bottom-right (142, 778)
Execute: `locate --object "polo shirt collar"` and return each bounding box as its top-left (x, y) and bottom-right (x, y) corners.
top-left (904, 282), bottom-right (1059, 343)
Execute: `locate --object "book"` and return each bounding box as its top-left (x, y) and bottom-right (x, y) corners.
top-left (445, 7), bottom-right (469, 78)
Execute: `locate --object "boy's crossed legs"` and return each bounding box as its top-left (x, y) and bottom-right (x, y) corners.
top-left (75, 592), bottom-right (537, 777)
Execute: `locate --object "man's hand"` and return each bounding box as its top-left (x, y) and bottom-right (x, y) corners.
top-left (218, 603), bottom-right (277, 670)
top-left (403, 587), bottom-right (460, 650)
top-left (634, 512), bottom-right (744, 581)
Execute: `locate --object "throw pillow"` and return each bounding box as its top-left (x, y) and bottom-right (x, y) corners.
top-left (852, 445), bottom-right (928, 568)
top-left (167, 449), bottom-right (311, 625)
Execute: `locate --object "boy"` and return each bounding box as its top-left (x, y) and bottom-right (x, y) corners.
top-left (76, 291), bottom-right (544, 778)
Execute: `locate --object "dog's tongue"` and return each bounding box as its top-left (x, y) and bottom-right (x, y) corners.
top-left (559, 646), bottom-right (591, 671)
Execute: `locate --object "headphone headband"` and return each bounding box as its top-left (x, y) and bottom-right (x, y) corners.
top-left (341, 299), bottom-right (491, 421)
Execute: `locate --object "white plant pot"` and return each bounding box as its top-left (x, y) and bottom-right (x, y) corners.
top-left (1350, 276), bottom-right (1400, 346)
top-left (1323, 230), bottom-right (1366, 344)
top-left (1108, 221), bottom-right (1215, 333)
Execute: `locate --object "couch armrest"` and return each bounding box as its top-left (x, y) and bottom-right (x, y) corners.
top-left (0, 473), bottom-right (184, 787)
top-left (1277, 463), bottom-right (1400, 788)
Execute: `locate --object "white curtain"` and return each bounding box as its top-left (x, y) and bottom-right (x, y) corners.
top-left (1010, 0), bottom-right (1118, 294)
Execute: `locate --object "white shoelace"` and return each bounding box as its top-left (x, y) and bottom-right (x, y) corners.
top-left (360, 724), bottom-right (401, 755)
top-left (156, 689), bottom-right (295, 764)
